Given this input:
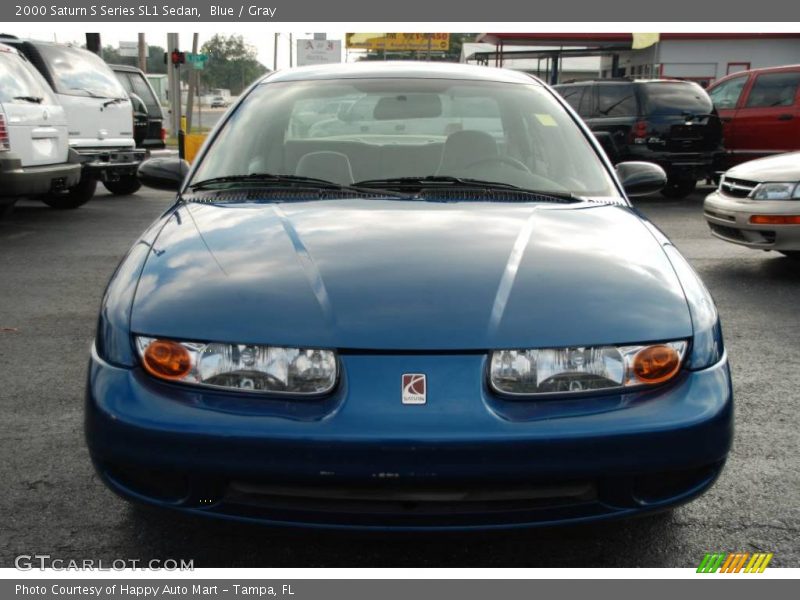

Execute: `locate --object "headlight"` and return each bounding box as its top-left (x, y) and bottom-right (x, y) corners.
top-left (135, 336), bottom-right (338, 395)
top-left (489, 341), bottom-right (687, 396)
top-left (750, 182), bottom-right (800, 200)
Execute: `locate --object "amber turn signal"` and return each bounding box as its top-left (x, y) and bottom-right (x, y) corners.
top-left (142, 339), bottom-right (192, 380)
top-left (632, 344), bottom-right (681, 384)
top-left (749, 215), bottom-right (800, 225)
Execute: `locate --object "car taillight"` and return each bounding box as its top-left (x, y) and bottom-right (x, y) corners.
top-left (630, 120), bottom-right (648, 144)
top-left (160, 127), bottom-right (167, 142)
top-left (0, 113), bottom-right (10, 152)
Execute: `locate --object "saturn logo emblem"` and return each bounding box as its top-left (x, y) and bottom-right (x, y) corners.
top-left (401, 374), bottom-right (426, 405)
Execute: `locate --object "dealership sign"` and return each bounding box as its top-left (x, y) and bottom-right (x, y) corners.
top-left (296, 39), bottom-right (342, 66)
top-left (118, 41), bottom-right (138, 57)
top-left (345, 33), bottom-right (450, 51)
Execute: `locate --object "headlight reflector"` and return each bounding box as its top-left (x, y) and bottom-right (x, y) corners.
top-left (489, 341), bottom-right (687, 396)
top-left (135, 337), bottom-right (337, 395)
top-left (749, 182), bottom-right (800, 200)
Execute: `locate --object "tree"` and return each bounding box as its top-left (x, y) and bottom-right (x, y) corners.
top-left (199, 34), bottom-right (268, 95)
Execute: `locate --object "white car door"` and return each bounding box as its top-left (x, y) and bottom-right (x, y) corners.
top-left (0, 48), bottom-right (68, 167)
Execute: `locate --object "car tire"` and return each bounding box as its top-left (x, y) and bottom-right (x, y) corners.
top-left (41, 178), bottom-right (97, 209)
top-left (104, 176), bottom-right (142, 196)
top-left (778, 251), bottom-right (800, 259)
top-left (660, 178), bottom-right (697, 199)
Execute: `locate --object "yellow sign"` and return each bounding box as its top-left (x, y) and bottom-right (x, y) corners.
top-left (346, 33), bottom-right (450, 52)
top-left (632, 33), bottom-right (660, 50)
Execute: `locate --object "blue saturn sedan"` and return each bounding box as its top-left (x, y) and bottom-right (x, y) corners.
top-left (86, 62), bottom-right (732, 529)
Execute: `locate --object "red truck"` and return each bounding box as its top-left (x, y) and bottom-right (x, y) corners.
top-left (708, 64), bottom-right (800, 173)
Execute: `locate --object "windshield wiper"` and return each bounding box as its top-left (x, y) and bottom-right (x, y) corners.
top-left (354, 176), bottom-right (582, 202)
top-left (187, 173), bottom-right (409, 198)
top-left (13, 95), bottom-right (43, 104)
top-left (103, 97), bottom-right (127, 107)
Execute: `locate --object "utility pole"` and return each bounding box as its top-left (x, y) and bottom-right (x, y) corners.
top-left (185, 33), bottom-right (199, 133)
top-left (273, 33), bottom-right (278, 70)
top-left (167, 33), bottom-right (181, 137)
top-left (138, 33), bottom-right (147, 72)
top-left (85, 33), bottom-right (101, 56)
top-left (289, 33), bottom-right (293, 67)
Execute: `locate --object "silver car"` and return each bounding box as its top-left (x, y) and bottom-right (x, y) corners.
top-left (704, 152), bottom-right (800, 258)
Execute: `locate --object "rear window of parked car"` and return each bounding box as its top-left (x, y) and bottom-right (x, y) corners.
top-left (745, 72), bottom-right (800, 108)
top-left (596, 84), bottom-right (637, 117)
top-left (36, 44), bottom-right (127, 99)
top-left (641, 82), bottom-right (713, 114)
top-left (0, 51), bottom-right (55, 104)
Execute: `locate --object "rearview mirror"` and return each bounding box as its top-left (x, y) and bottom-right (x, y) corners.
top-left (616, 162), bottom-right (667, 197)
top-left (137, 157), bottom-right (190, 192)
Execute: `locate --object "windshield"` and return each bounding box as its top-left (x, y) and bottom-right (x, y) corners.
top-left (641, 82), bottom-right (714, 114)
top-left (189, 78), bottom-right (618, 198)
top-left (37, 44), bottom-right (127, 98)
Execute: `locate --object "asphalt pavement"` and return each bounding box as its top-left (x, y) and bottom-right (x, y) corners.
top-left (1, 186), bottom-right (798, 568)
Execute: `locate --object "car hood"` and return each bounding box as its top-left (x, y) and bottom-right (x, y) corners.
top-left (726, 151), bottom-right (800, 182)
top-left (131, 199), bottom-right (692, 350)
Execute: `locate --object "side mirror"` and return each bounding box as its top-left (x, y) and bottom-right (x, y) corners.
top-left (616, 161), bottom-right (667, 197)
top-left (137, 157), bottom-right (190, 192)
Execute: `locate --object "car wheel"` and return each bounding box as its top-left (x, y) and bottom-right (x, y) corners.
top-left (778, 251), bottom-right (800, 259)
top-left (104, 176), bottom-right (142, 196)
top-left (660, 178), bottom-right (697, 199)
top-left (41, 178), bottom-right (97, 209)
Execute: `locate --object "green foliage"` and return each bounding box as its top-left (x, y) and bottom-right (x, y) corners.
top-left (199, 34), bottom-right (268, 94)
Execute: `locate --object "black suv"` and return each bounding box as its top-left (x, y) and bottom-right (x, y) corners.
top-left (110, 64), bottom-right (166, 151)
top-left (554, 79), bottom-right (723, 198)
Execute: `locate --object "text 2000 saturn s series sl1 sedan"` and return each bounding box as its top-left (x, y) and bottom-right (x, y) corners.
top-left (86, 62), bottom-right (732, 530)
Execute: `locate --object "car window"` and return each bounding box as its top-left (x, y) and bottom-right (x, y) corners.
top-left (596, 84), bottom-right (637, 117)
top-left (0, 50), bottom-right (56, 104)
top-left (128, 73), bottom-right (161, 115)
top-left (558, 86), bottom-right (585, 112)
top-left (36, 44), bottom-right (127, 98)
top-left (641, 82), bottom-right (713, 114)
top-left (744, 72), bottom-right (800, 108)
top-left (191, 78), bottom-right (618, 198)
top-left (709, 75), bottom-right (747, 109)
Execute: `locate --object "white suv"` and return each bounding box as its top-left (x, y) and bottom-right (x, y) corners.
top-left (0, 37), bottom-right (146, 207)
top-left (0, 43), bottom-right (80, 218)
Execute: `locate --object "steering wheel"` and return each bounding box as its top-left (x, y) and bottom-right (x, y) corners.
top-left (464, 156), bottom-right (532, 173)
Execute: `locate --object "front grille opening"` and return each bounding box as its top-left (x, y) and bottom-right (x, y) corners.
top-left (104, 463), bottom-right (190, 503)
top-left (720, 177), bottom-right (757, 198)
top-left (709, 222), bottom-right (747, 242)
top-left (633, 464), bottom-right (718, 504)
top-left (224, 480), bottom-right (597, 515)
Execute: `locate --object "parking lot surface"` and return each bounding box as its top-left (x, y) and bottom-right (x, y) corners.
top-left (1, 187), bottom-right (797, 568)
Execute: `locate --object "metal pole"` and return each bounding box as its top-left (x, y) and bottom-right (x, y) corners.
top-left (167, 33), bottom-right (181, 139)
top-left (289, 33), bottom-right (293, 67)
top-left (273, 33), bottom-right (278, 70)
top-left (185, 33), bottom-right (198, 133)
top-left (138, 33), bottom-right (147, 72)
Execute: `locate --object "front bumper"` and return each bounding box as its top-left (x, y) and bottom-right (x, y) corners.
top-left (0, 151), bottom-right (81, 197)
top-left (704, 190), bottom-right (800, 251)
top-left (86, 346), bottom-right (733, 530)
top-left (73, 147), bottom-right (146, 181)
